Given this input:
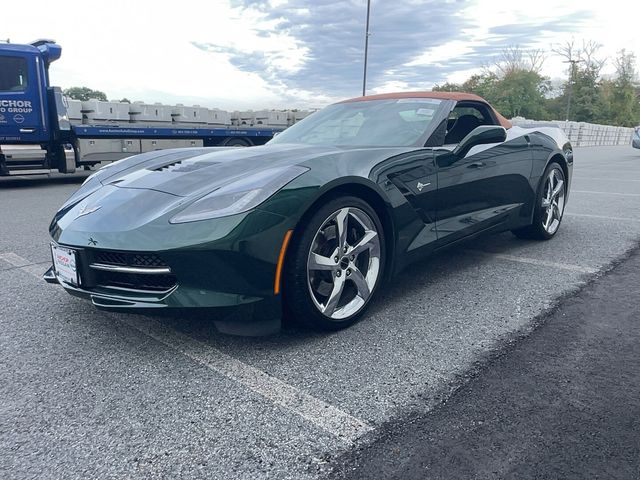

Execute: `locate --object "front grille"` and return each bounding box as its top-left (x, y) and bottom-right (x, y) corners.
top-left (88, 249), bottom-right (176, 293)
top-left (93, 270), bottom-right (177, 292)
top-left (94, 251), bottom-right (167, 268)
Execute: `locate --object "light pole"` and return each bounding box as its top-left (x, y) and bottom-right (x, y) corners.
top-left (362, 0), bottom-right (371, 96)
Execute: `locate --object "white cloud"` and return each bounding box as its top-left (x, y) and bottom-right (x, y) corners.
top-left (404, 40), bottom-right (475, 67)
top-left (2, 0), bottom-right (638, 107)
top-left (371, 80), bottom-right (411, 94)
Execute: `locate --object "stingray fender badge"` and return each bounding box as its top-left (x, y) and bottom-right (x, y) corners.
top-left (416, 182), bottom-right (431, 192)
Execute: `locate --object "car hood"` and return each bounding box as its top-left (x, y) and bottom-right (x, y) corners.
top-left (88, 144), bottom-right (328, 197)
top-left (53, 143), bottom-right (418, 236)
top-left (91, 143), bottom-right (419, 197)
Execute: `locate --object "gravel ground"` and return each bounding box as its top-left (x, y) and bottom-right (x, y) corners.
top-left (329, 245), bottom-right (640, 480)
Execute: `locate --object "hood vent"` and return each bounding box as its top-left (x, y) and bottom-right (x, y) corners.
top-left (150, 160), bottom-right (216, 173)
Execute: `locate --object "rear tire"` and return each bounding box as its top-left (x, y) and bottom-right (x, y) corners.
top-left (513, 162), bottom-right (566, 240)
top-left (284, 196), bottom-right (385, 331)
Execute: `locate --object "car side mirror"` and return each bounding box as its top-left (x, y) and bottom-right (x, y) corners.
top-left (453, 125), bottom-right (507, 158)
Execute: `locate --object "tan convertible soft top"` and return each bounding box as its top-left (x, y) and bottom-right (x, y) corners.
top-left (339, 91), bottom-right (512, 129)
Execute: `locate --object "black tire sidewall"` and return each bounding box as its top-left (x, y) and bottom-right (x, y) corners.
top-left (533, 162), bottom-right (565, 240)
top-left (284, 196), bottom-right (386, 330)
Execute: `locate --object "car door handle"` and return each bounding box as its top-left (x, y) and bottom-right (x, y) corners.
top-left (467, 162), bottom-right (485, 169)
top-left (19, 128), bottom-right (36, 134)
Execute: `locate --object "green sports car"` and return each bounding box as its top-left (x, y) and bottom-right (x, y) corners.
top-left (45, 92), bottom-right (573, 332)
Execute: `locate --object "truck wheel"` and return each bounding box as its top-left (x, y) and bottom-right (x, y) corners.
top-left (51, 144), bottom-right (75, 174)
top-left (224, 138), bottom-right (251, 147)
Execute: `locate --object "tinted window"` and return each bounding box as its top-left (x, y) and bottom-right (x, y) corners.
top-left (0, 56), bottom-right (29, 92)
top-left (270, 99), bottom-right (442, 147)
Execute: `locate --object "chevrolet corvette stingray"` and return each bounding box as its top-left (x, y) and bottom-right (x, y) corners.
top-left (45, 92), bottom-right (573, 332)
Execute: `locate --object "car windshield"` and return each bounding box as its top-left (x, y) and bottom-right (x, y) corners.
top-left (269, 98), bottom-right (442, 147)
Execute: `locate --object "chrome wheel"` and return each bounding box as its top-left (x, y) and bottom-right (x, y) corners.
top-left (306, 207), bottom-right (381, 320)
top-left (541, 167), bottom-right (565, 235)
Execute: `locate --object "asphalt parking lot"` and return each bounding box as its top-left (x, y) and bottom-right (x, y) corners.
top-left (1, 145), bottom-right (639, 479)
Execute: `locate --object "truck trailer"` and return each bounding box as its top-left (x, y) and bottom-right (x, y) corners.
top-left (0, 40), bottom-right (306, 176)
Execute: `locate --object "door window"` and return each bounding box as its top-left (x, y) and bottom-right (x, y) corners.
top-left (0, 56), bottom-right (29, 92)
top-left (444, 103), bottom-right (494, 144)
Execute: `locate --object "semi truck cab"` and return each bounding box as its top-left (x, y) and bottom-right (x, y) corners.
top-left (0, 40), bottom-right (60, 145)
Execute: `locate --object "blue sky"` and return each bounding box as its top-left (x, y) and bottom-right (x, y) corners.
top-left (3, 0), bottom-right (637, 109)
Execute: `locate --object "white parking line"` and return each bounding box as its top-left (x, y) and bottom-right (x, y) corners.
top-left (571, 190), bottom-right (640, 197)
top-left (470, 251), bottom-right (597, 274)
top-left (572, 177), bottom-right (640, 183)
top-left (565, 213), bottom-right (640, 222)
top-left (0, 252), bottom-right (49, 278)
top-left (2, 251), bottom-right (374, 443)
top-left (120, 316), bottom-right (374, 443)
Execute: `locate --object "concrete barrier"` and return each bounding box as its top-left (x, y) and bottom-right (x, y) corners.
top-left (511, 118), bottom-right (634, 147)
top-left (63, 97), bottom-right (314, 129)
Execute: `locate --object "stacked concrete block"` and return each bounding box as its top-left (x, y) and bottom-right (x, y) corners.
top-left (236, 111), bottom-right (255, 126)
top-left (62, 96), bottom-right (312, 129)
top-left (171, 105), bottom-right (210, 125)
top-left (82, 100), bottom-right (130, 124)
top-left (206, 108), bottom-right (231, 126)
top-left (288, 110), bottom-right (311, 126)
top-left (65, 99), bottom-right (83, 124)
top-left (510, 117), bottom-right (634, 147)
top-left (129, 102), bottom-right (173, 125)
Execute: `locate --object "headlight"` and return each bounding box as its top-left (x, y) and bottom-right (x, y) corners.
top-left (169, 166), bottom-right (308, 224)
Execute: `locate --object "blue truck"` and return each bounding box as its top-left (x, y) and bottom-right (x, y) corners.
top-left (0, 40), bottom-right (289, 175)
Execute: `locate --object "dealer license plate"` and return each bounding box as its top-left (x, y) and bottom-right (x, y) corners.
top-left (51, 244), bottom-right (79, 286)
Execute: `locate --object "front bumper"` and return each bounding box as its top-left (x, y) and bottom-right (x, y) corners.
top-left (46, 207), bottom-right (294, 333)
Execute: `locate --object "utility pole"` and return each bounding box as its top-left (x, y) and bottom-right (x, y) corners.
top-left (362, 0), bottom-right (371, 97)
top-left (564, 59), bottom-right (579, 121)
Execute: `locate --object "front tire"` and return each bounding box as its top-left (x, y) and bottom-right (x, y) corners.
top-left (513, 162), bottom-right (566, 240)
top-left (284, 196), bottom-right (385, 331)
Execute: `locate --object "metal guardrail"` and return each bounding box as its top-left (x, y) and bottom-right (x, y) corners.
top-left (511, 118), bottom-right (634, 147)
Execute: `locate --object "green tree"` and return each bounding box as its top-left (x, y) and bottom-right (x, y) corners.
top-left (432, 82), bottom-right (463, 92)
top-left (63, 86), bottom-right (108, 102)
top-left (433, 47), bottom-right (550, 120)
top-left (570, 63), bottom-right (607, 123)
top-left (607, 50), bottom-right (640, 126)
top-left (551, 40), bottom-right (610, 123)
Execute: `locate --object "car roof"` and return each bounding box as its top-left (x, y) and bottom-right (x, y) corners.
top-left (338, 91), bottom-right (512, 129)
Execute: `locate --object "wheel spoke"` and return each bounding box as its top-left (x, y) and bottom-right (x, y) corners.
top-left (349, 266), bottom-right (370, 299)
top-left (308, 249), bottom-right (338, 271)
top-left (349, 230), bottom-right (378, 257)
top-left (323, 274), bottom-right (346, 316)
top-left (335, 208), bottom-right (349, 248)
top-left (551, 179), bottom-right (564, 200)
top-left (544, 206), bottom-right (554, 230)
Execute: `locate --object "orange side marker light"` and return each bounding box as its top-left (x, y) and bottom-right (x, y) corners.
top-left (274, 229), bottom-right (293, 295)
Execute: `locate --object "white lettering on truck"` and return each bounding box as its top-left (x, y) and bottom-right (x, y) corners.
top-left (0, 100), bottom-right (34, 114)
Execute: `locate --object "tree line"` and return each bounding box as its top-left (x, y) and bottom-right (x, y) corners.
top-left (433, 41), bottom-right (640, 127)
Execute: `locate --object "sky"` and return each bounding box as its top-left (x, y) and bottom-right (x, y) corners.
top-left (2, 0), bottom-right (638, 110)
